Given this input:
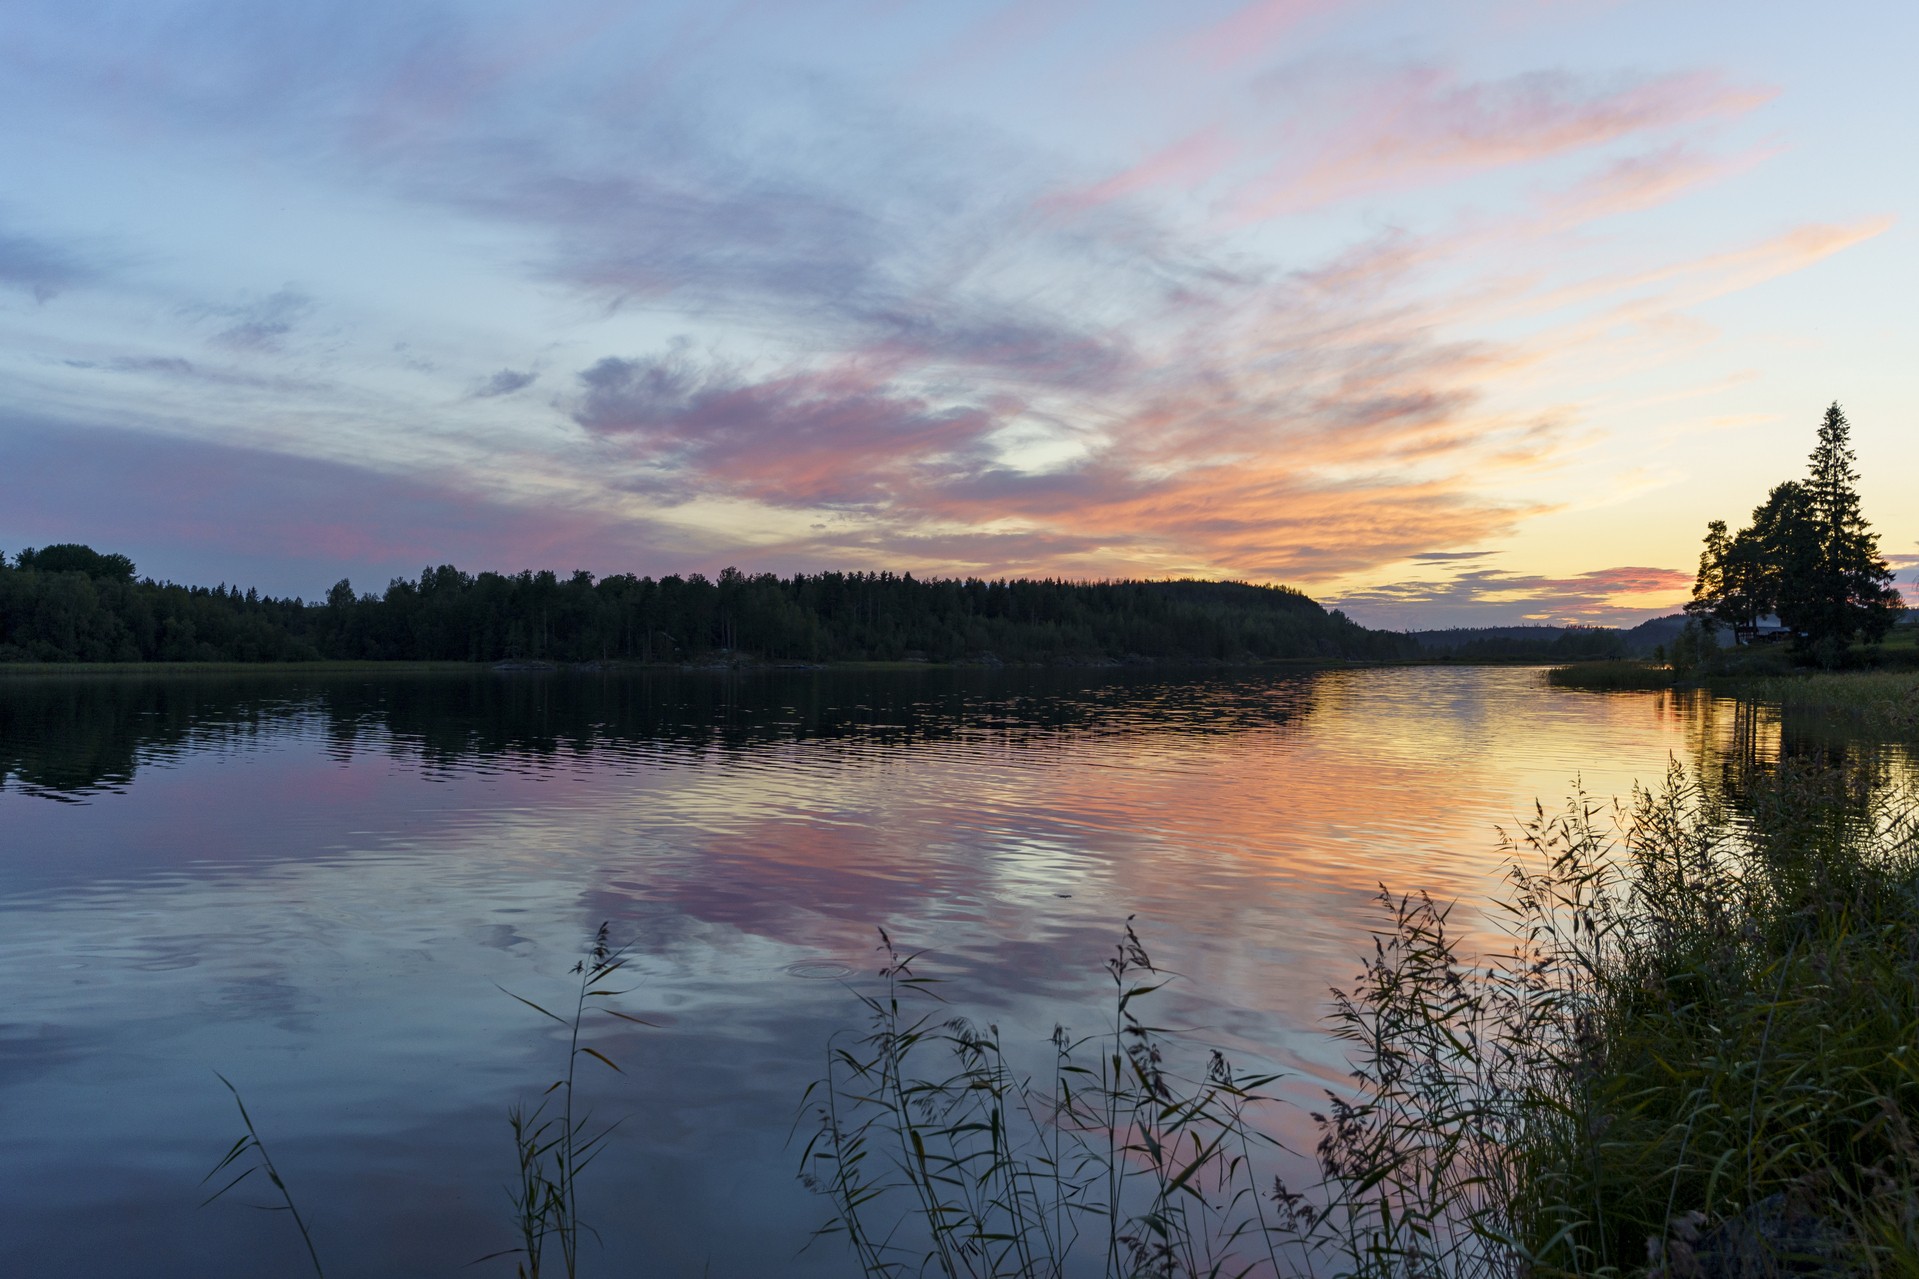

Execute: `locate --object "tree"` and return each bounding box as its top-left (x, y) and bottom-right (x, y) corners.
top-left (1688, 402), bottom-right (1901, 662)
top-left (16, 543), bottom-right (137, 582)
top-left (1688, 493), bottom-right (1799, 645)
top-left (1779, 403), bottom-right (1902, 653)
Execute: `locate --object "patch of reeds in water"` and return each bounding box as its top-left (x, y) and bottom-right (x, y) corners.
top-left (1545, 660), bottom-right (1676, 691)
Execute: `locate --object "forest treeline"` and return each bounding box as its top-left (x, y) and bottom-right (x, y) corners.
top-left (0, 544), bottom-right (1415, 665)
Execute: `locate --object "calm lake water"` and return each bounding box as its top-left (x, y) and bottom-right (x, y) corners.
top-left (0, 665), bottom-right (1870, 1276)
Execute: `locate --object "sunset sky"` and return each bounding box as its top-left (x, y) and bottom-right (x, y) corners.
top-left (2, 0), bottom-right (1913, 627)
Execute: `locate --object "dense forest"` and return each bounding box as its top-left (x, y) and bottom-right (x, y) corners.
top-left (0, 544), bottom-right (1415, 665)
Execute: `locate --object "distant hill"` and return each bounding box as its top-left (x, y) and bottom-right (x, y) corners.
top-left (0, 546), bottom-right (1417, 665)
top-left (1408, 615), bottom-right (1729, 660)
top-left (1407, 624), bottom-right (1627, 661)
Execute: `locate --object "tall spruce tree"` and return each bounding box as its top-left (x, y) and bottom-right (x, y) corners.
top-left (1780, 403), bottom-right (1901, 652)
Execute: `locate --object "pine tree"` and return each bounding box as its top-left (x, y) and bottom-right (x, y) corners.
top-left (1776, 402), bottom-right (1901, 655)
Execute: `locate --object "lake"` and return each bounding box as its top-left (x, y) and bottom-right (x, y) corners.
top-left (0, 665), bottom-right (1843, 1276)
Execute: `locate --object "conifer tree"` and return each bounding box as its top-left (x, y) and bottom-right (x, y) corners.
top-left (1779, 402), bottom-right (1901, 652)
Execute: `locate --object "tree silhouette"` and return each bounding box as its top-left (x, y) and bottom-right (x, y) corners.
top-left (1784, 403), bottom-right (1901, 652)
top-left (15, 544), bottom-right (137, 581)
top-left (1688, 402), bottom-right (1902, 659)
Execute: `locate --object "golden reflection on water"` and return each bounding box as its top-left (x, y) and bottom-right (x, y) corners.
top-left (0, 666), bottom-right (1912, 1277)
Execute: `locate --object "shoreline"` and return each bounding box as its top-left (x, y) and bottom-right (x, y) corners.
top-left (0, 654), bottom-right (1642, 679)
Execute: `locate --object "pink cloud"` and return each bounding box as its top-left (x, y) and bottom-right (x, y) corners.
top-left (574, 356), bottom-right (1005, 507)
top-left (1045, 128), bottom-right (1236, 212)
top-left (1545, 142), bottom-right (1774, 225)
top-left (1235, 67), bottom-right (1773, 217)
top-left (1179, 0), bottom-right (1341, 69)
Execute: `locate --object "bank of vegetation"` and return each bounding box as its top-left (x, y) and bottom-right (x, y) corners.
top-left (0, 545), bottom-right (1412, 666)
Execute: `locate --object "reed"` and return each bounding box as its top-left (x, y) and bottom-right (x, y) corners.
top-left (196, 759), bottom-right (1919, 1277)
top-left (797, 924), bottom-right (1292, 1279)
top-left (201, 1072), bottom-right (327, 1278)
top-left (1723, 670), bottom-right (1919, 735)
top-left (488, 922), bottom-right (651, 1279)
top-left (1545, 660), bottom-right (1676, 691)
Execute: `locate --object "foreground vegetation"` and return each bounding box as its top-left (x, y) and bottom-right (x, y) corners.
top-left (0, 544), bottom-right (1412, 665)
top-left (795, 759), bottom-right (1919, 1277)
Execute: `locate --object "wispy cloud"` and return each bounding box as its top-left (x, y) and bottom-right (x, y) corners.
top-left (0, 227), bottom-right (101, 302)
top-left (472, 368), bottom-right (537, 398)
top-left (1331, 564), bottom-right (1694, 628)
top-left (187, 287), bottom-right (316, 354)
top-left (1175, 0), bottom-right (1342, 70)
top-left (574, 353), bottom-right (1004, 507)
top-left (1237, 66), bottom-right (1772, 216)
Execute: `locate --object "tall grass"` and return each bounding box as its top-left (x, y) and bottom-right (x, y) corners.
top-left (202, 1072), bottom-right (327, 1278)
top-left (202, 925), bottom-right (644, 1278)
top-left (196, 756), bottom-right (1919, 1277)
top-left (1545, 660), bottom-right (1675, 691)
top-left (798, 924), bottom-right (1293, 1279)
top-left (804, 761), bottom-right (1919, 1277)
top-left (490, 922), bottom-right (651, 1279)
top-left (1260, 759), bottom-right (1919, 1275)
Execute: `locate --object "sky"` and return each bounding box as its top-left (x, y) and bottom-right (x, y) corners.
top-left (1, 0), bottom-right (1914, 629)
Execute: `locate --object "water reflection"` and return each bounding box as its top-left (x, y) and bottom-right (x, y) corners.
top-left (1641, 685), bottom-right (1919, 831)
top-left (0, 667), bottom-right (1912, 1278)
top-left (0, 667), bottom-right (1322, 800)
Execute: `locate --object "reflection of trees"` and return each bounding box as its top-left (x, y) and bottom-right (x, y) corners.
top-left (0, 668), bottom-right (1323, 799)
top-left (1661, 685), bottom-right (1918, 829)
top-left (0, 676), bottom-right (306, 800)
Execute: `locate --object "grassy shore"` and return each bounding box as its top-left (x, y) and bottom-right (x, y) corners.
top-left (1729, 669), bottom-right (1919, 734)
